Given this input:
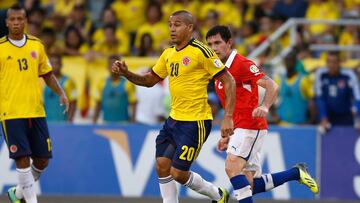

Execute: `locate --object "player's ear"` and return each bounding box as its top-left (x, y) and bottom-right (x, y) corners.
top-left (188, 23), bottom-right (193, 31)
top-left (228, 38), bottom-right (234, 48)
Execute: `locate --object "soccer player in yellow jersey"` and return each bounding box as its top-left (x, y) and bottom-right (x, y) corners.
top-left (112, 10), bottom-right (236, 203)
top-left (0, 4), bottom-right (69, 203)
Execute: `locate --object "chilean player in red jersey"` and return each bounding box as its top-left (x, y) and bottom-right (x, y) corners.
top-left (206, 26), bottom-right (319, 203)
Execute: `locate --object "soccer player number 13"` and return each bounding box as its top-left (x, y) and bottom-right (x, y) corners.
top-left (17, 58), bottom-right (28, 71)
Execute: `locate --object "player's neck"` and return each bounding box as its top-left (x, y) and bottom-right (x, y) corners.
top-left (286, 69), bottom-right (296, 78)
top-left (8, 33), bottom-right (25, 41)
top-left (175, 37), bottom-right (191, 50)
top-left (223, 51), bottom-right (232, 64)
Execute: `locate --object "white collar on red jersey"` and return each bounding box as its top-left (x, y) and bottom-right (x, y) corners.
top-left (224, 49), bottom-right (237, 69)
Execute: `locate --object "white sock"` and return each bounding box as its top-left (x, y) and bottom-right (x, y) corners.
top-left (15, 164), bottom-right (44, 199)
top-left (31, 164), bottom-right (44, 181)
top-left (17, 167), bottom-right (37, 203)
top-left (262, 174), bottom-right (275, 191)
top-left (184, 171), bottom-right (221, 201)
top-left (159, 175), bottom-right (178, 203)
top-left (15, 185), bottom-right (24, 199)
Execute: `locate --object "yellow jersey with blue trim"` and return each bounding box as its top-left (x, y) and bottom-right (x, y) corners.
top-left (152, 38), bottom-right (226, 121)
top-left (0, 35), bottom-right (52, 120)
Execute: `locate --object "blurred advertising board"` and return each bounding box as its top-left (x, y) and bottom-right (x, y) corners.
top-left (0, 124), bottom-right (316, 200)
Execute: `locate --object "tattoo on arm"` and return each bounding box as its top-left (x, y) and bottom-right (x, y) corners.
top-left (127, 74), bottom-right (147, 82)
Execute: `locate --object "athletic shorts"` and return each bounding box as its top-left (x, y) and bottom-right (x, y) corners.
top-left (1, 118), bottom-right (52, 159)
top-left (156, 117), bottom-right (212, 171)
top-left (226, 128), bottom-right (267, 178)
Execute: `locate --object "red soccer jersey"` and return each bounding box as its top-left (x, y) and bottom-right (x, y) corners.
top-left (215, 51), bottom-right (268, 130)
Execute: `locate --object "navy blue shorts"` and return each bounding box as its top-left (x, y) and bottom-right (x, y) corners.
top-left (1, 118), bottom-right (52, 159)
top-left (156, 117), bottom-right (212, 171)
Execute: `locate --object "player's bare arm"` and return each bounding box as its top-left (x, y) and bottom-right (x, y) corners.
top-left (112, 60), bottom-right (161, 87)
top-left (43, 73), bottom-right (69, 113)
top-left (253, 75), bottom-right (279, 118)
top-left (217, 71), bottom-right (236, 137)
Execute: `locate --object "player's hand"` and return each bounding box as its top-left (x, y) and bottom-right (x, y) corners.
top-left (60, 93), bottom-right (69, 114)
top-left (111, 60), bottom-right (128, 75)
top-left (217, 137), bottom-right (229, 152)
top-left (355, 118), bottom-right (360, 132)
top-left (252, 105), bottom-right (269, 118)
top-left (318, 118), bottom-right (331, 135)
top-left (220, 115), bottom-right (234, 138)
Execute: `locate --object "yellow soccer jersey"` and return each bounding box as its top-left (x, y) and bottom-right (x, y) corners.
top-left (0, 35), bottom-right (52, 120)
top-left (152, 39), bottom-right (225, 121)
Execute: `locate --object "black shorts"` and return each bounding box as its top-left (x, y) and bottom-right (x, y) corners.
top-left (1, 118), bottom-right (52, 159)
top-left (156, 117), bottom-right (212, 171)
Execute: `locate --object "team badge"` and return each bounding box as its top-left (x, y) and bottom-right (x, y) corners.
top-left (214, 59), bottom-right (223, 68)
top-left (30, 51), bottom-right (37, 59)
top-left (249, 65), bottom-right (260, 73)
top-left (182, 56), bottom-right (190, 66)
top-left (10, 145), bottom-right (18, 153)
top-left (338, 80), bottom-right (345, 89)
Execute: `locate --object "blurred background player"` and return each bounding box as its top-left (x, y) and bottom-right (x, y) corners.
top-left (44, 53), bottom-right (77, 123)
top-left (112, 10), bottom-right (236, 203)
top-left (315, 51), bottom-right (360, 131)
top-left (135, 68), bottom-right (167, 125)
top-left (0, 4), bottom-right (69, 203)
top-left (206, 25), bottom-right (318, 203)
top-left (93, 54), bottom-right (136, 124)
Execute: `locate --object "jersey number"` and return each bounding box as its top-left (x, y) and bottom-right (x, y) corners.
top-left (46, 138), bottom-right (52, 152)
top-left (17, 58), bottom-right (28, 71)
top-left (179, 145), bottom-right (195, 161)
top-left (170, 62), bottom-right (179, 77)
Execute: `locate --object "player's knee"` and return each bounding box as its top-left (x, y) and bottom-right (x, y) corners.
top-left (32, 157), bottom-right (49, 170)
top-left (225, 155), bottom-right (246, 178)
top-left (170, 167), bottom-right (189, 184)
top-left (156, 158), bottom-right (171, 176)
top-left (15, 156), bottom-right (31, 168)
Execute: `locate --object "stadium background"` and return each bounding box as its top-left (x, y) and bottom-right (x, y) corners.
top-left (0, 0), bottom-right (360, 202)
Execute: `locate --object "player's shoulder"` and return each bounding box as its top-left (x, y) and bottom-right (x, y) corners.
top-left (0, 36), bottom-right (8, 45)
top-left (27, 34), bottom-right (41, 42)
top-left (232, 53), bottom-right (259, 71)
top-left (189, 39), bottom-right (215, 58)
top-left (26, 34), bottom-right (44, 45)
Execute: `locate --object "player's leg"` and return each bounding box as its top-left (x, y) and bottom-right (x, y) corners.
top-left (155, 118), bottom-right (178, 203)
top-left (244, 130), bottom-right (318, 195)
top-left (225, 128), bottom-right (266, 203)
top-left (251, 164), bottom-right (318, 194)
top-left (2, 119), bottom-right (37, 203)
top-left (171, 120), bottom-right (228, 203)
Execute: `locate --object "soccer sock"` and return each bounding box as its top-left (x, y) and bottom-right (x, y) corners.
top-left (15, 185), bottom-right (24, 199)
top-left (230, 175), bottom-right (253, 203)
top-left (159, 175), bottom-right (179, 203)
top-left (31, 164), bottom-right (44, 181)
top-left (17, 167), bottom-right (37, 203)
top-left (183, 171), bottom-right (221, 201)
top-left (252, 168), bottom-right (300, 195)
top-left (252, 174), bottom-right (272, 194)
top-left (15, 164), bottom-right (45, 199)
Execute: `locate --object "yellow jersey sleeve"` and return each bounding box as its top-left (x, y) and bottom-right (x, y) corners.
top-left (64, 78), bottom-right (77, 101)
top-left (94, 79), bottom-right (106, 102)
top-left (125, 81), bottom-right (137, 104)
top-left (152, 49), bottom-right (169, 79)
top-left (204, 55), bottom-right (225, 78)
top-left (300, 75), bottom-right (314, 99)
top-left (38, 43), bottom-right (52, 76)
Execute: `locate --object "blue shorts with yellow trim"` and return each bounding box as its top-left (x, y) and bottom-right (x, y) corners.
top-left (155, 117), bottom-right (212, 171)
top-left (1, 118), bottom-right (52, 159)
